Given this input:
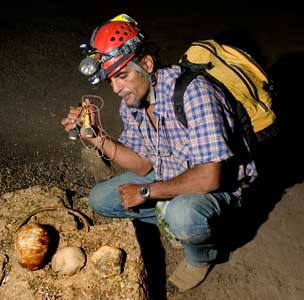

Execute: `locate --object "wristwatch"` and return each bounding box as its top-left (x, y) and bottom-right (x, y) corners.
top-left (139, 185), bottom-right (151, 201)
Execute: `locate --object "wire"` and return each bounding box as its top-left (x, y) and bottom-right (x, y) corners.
top-left (77, 95), bottom-right (117, 161)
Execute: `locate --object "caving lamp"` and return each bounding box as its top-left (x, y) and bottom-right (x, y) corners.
top-left (79, 56), bottom-right (100, 76)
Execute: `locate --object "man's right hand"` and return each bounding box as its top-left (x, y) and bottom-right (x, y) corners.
top-left (61, 105), bottom-right (82, 136)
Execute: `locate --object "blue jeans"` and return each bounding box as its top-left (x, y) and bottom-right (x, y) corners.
top-left (89, 171), bottom-right (237, 266)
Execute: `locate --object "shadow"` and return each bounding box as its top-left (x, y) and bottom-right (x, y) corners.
top-left (132, 219), bottom-right (167, 300)
top-left (119, 248), bottom-right (128, 274)
top-left (43, 224), bottom-right (60, 266)
top-left (219, 51), bottom-right (304, 252)
top-left (64, 189), bottom-right (95, 227)
top-left (267, 51), bottom-right (304, 186)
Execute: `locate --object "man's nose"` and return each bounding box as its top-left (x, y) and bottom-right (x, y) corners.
top-left (110, 78), bottom-right (121, 94)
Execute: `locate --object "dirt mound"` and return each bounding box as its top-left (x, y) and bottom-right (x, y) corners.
top-left (0, 185), bottom-right (148, 300)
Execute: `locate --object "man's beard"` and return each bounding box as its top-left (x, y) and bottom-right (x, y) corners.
top-left (127, 95), bottom-right (148, 109)
top-left (128, 97), bottom-right (143, 109)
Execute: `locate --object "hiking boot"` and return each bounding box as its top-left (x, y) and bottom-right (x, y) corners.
top-left (168, 258), bottom-right (213, 292)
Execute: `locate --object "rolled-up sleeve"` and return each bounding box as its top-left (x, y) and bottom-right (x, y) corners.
top-left (184, 76), bottom-right (234, 165)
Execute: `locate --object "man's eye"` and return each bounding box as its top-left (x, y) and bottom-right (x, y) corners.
top-left (118, 74), bottom-right (127, 79)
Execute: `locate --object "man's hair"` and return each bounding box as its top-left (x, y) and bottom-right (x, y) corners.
top-left (133, 40), bottom-right (161, 72)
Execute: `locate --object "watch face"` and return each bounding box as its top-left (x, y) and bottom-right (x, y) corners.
top-left (141, 187), bottom-right (148, 195)
top-left (140, 186), bottom-right (150, 199)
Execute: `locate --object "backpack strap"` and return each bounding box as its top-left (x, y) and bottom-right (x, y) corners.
top-left (173, 58), bottom-right (211, 128)
top-left (173, 70), bottom-right (198, 128)
top-left (234, 100), bottom-right (257, 159)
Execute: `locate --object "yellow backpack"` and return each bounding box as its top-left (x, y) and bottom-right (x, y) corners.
top-left (173, 39), bottom-right (277, 157)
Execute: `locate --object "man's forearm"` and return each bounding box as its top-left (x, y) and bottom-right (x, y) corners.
top-left (149, 162), bottom-right (221, 200)
top-left (89, 135), bottom-right (152, 175)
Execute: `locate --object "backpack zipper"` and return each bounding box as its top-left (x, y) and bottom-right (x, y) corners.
top-left (230, 64), bottom-right (269, 111)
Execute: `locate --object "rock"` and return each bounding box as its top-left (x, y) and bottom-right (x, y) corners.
top-left (90, 245), bottom-right (125, 278)
top-left (80, 147), bottom-right (124, 183)
top-left (51, 246), bottom-right (86, 275)
top-left (80, 148), bottom-right (113, 183)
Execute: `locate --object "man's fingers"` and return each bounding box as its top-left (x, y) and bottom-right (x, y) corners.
top-left (61, 117), bottom-right (77, 133)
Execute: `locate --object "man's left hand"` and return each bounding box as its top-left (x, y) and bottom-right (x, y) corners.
top-left (118, 183), bottom-right (145, 210)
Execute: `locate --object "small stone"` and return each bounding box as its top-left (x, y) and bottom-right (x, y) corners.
top-left (1, 192), bottom-right (15, 200)
top-left (30, 185), bottom-right (42, 193)
top-left (51, 246), bottom-right (86, 275)
top-left (90, 245), bottom-right (126, 278)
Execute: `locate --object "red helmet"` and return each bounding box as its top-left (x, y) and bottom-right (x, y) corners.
top-left (91, 21), bottom-right (144, 79)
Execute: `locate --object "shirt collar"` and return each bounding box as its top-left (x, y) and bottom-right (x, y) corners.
top-left (153, 65), bottom-right (182, 118)
top-left (127, 65), bottom-right (182, 121)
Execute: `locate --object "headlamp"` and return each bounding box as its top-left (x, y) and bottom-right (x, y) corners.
top-left (88, 70), bottom-right (106, 85)
top-left (79, 56), bottom-right (100, 76)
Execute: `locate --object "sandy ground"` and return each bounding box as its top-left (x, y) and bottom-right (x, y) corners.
top-left (0, 7), bottom-right (304, 300)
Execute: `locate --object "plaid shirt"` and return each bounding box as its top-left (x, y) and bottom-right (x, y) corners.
top-left (118, 65), bottom-right (257, 197)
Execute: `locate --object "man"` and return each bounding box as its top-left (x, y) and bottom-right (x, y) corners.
top-left (61, 14), bottom-right (257, 292)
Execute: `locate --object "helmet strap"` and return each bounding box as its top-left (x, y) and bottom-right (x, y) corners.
top-left (128, 61), bottom-right (156, 104)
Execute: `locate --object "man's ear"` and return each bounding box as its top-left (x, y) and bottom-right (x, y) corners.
top-left (141, 55), bottom-right (154, 73)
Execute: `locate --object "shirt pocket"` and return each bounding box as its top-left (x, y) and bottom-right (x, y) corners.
top-left (171, 142), bottom-right (190, 162)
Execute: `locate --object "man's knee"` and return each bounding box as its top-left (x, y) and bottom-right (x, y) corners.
top-left (88, 180), bottom-right (118, 214)
top-left (164, 196), bottom-right (214, 242)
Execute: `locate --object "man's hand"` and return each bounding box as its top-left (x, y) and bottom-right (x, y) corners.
top-left (61, 105), bottom-right (82, 134)
top-left (61, 99), bottom-right (97, 140)
top-left (118, 183), bottom-right (146, 210)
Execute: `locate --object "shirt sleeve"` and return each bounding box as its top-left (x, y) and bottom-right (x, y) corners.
top-left (183, 75), bottom-right (235, 165)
